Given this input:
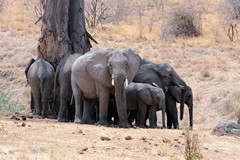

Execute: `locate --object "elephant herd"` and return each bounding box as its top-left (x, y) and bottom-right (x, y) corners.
top-left (25, 48), bottom-right (193, 129)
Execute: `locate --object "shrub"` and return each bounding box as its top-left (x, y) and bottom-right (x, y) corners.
top-left (237, 108), bottom-right (240, 124)
top-left (161, 0), bottom-right (204, 39)
top-left (161, 9), bottom-right (201, 39)
top-left (0, 91), bottom-right (25, 113)
top-left (221, 0), bottom-right (240, 41)
top-left (183, 131), bottom-right (203, 160)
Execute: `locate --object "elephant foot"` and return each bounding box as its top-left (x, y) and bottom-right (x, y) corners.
top-left (97, 120), bottom-right (110, 127)
top-left (58, 117), bottom-right (70, 122)
top-left (149, 124), bottom-right (158, 129)
top-left (42, 114), bottom-right (48, 119)
top-left (82, 118), bottom-right (95, 124)
top-left (48, 115), bottom-right (58, 119)
top-left (139, 124), bottom-right (147, 128)
top-left (74, 118), bottom-right (83, 124)
top-left (118, 121), bottom-right (130, 128)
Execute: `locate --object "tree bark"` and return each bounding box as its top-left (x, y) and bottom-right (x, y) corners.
top-left (37, 0), bottom-right (91, 65)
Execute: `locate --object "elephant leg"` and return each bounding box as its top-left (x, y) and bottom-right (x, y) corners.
top-left (166, 93), bottom-right (178, 129)
top-left (97, 85), bottom-right (110, 126)
top-left (138, 99), bottom-right (147, 128)
top-left (148, 106), bottom-right (157, 128)
top-left (30, 92), bottom-right (35, 113)
top-left (72, 82), bottom-right (83, 124)
top-left (58, 87), bottom-right (72, 122)
top-left (166, 110), bottom-right (173, 129)
top-left (82, 99), bottom-right (95, 124)
top-left (128, 110), bottom-right (136, 127)
top-left (68, 96), bottom-right (75, 122)
top-left (32, 88), bottom-right (41, 116)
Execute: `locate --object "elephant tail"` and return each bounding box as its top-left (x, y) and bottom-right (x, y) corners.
top-left (53, 66), bottom-right (60, 109)
top-left (25, 58), bottom-right (35, 86)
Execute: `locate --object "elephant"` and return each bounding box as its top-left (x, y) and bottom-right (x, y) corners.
top-left (54, 53), bottom-right (82, 122)
top-left (71, 48), bottom-right (141, 128)
top-left (25, 58), bottom-right (55, 118)
top-left (168, 85), bottom-right (193, 129)
top-left (125, 82), bottom-right (166, 128)
top-left (133, 60), bottom-right (187, 129)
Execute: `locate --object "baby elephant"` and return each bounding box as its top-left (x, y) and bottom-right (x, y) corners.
top-left (126, 82), bottom-right (166, 128)
top-left (25, 58), bottom-right (55, 118)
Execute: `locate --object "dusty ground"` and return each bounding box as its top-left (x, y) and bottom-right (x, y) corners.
top-left (0, 115), bottom-right (240, 160)
top-left (1, 0), bottom-right (240, 159)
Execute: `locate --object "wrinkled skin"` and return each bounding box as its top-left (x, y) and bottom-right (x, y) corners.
top-left (54, 53), bottom-right (82, 122)
top-left (133, 61), bottom-right (187, 129)
top-left (126, 82), bottom-right (166, 128)
top-left (169, 85), bottom-right (193, 129)
top-left (71, 48), bottom-right (141, 128)
top-left (25, 58), bottom-right (55, 118)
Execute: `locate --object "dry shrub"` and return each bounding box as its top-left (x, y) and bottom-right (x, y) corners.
top-left (237, 108), bottom-right (240, 124)
top-left (219, 90), bottom-right (240, 118)
top-left (221, 0), bottom-right (240, 41)
top-left (183, 131), bottom-right (203, 160)
top-left (161, 0), bottom-right (204, 39)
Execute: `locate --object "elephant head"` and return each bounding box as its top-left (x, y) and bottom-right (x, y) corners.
top-left (143, 63), bottom-right (187, 113)
top-left (86, 48), bottom-right (142, 127)
top-left (169, 85), bottom-right (193, 129)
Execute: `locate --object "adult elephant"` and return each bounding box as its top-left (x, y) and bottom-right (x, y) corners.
top-left (126, 82), bottom-right (166, 128)
top-left (168, 85), bottom-right (193, 129)
top-left (71, 48), bottom-right (141, 128)
top-left (133, 61), bottom-right (187, 129)
top-left (54, 53), bottom-right (82, 122)
top-left (25, 58), bottom-right (55, 118)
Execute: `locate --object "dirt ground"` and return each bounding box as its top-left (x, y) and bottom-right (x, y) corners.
top-left (0, 114), bottom-right (240, 160)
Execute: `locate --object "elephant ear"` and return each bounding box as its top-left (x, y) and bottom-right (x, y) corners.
top-left (121, 48), bottom-right (141, 83)
top-left (86, 48), bottom-right (115, 86)
top-left (137, 87), bottom-right (153, 106)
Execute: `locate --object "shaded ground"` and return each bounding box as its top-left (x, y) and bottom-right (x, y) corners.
top-left (0, 115), bottom-right (240, 160)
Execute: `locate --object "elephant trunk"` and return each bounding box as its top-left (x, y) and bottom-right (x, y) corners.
top-left (178, 80), bottom-right (187, 121)
top-left (180, 89), bottom-right (186, 120)
top-left (188, 94), bottom-right (193, 129)
top-left (114, 76), bottom-right (129, 128)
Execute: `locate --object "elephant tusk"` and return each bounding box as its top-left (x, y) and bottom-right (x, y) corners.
top-left (125, 78), bottom-right (128, 87)
top-left (152, 82), bottom-right (159, 88)
top-left (112, 79), bottom-right (114, 86)
top-left (178, 84), bottom-right (185, 90)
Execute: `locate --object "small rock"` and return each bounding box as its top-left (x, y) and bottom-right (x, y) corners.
top-left (100, 136), bottom-right (111, 141)
top-left (141, 137), bottom-right (146, 141)
top-left (10, 116), bottom-right (17, 119)
top-left (174, 138), bottom-right (179, 141)
top-left (28, 125), bottom-right (31, 127)
top-left (22, 123), bottom-right (26, 127)
top-left (162, 138), bottom-right (170, 143)
top-left (21, 116), bottom-right (27, 121)
top-left (27, 115), bottom-right (33, 119)
top-left (125, 136), bottom-right (132, 140)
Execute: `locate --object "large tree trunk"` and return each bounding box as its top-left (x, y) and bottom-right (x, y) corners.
top-left (37, 0), bottom-right (91, 65)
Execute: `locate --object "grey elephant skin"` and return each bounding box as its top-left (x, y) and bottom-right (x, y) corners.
top-left (25, 58), bottom-right (55, 118)
top-left (169, 85), bottom-right (193, 129)
top-left (126, 82), bottom-right (166, 128)
top-left (54, 53), bottom-right (82, 122)
top-left (133, 61), bottom-right (187, 129)
top-left (71, 48), bottom-right (141, 128)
